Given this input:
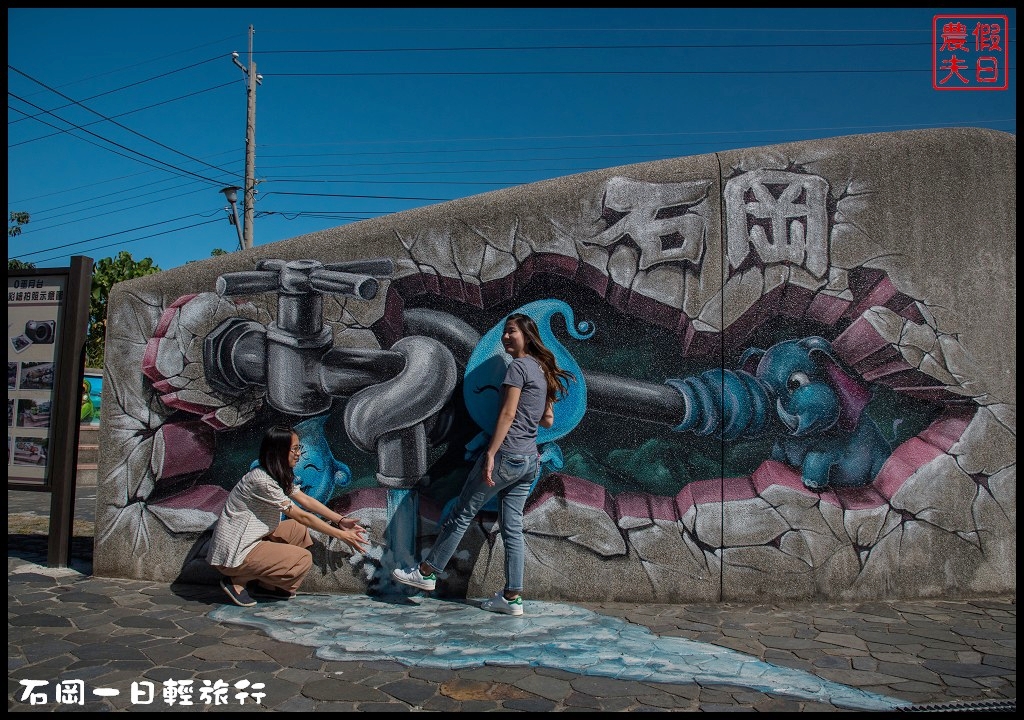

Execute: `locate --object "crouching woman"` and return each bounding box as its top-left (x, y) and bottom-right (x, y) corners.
top-left (208, 425), bottom-right (369, 607)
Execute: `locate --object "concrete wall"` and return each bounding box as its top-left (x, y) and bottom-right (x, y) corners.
top-left (94, 127), bottom-right (1016, 603)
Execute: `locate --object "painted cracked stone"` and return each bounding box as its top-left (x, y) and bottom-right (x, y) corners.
top-left (94, 129), bottom-right (1016, 606)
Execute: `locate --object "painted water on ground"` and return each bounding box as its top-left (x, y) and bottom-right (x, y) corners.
top-left (212, 594), bottom-right (909, 711)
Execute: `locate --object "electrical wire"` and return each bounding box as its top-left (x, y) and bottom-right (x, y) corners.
top-left (7, 23), bottom-right (1015, 267)
top-left (9, 64), bottom-right (238, 181)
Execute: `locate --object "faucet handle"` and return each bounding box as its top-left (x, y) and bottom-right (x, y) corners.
top-left (216, 270), bottom-right (280, 297)
top-left (217, 258), bottom-right (394, 300)
top-left (323, 258), bottom-right (394, 277)
top-left (310, 258), bottom-right (395, 300)
top-left (255, 259), bottom-right (287, 272)
top-left (309, 269), bottom-right (380, 300)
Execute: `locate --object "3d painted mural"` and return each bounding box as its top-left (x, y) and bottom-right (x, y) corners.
top-left (81, 371), bottom-right (103, 426)
top-left (94, 128), bottom-right (1016, 604)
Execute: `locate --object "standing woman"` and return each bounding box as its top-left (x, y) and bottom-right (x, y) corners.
top-left (393, 313), bottom-right (574, 615)
top-left (209, 425), bottom-right (369, 607)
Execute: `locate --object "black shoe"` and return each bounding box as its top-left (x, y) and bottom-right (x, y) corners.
top-left (220, 579), bottom-right (256, 607)
top-left (248, 583), bottom-right (296, 600)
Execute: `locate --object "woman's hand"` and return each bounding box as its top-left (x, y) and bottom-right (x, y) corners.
top-left (333, 515), bottom-right (361, 531)
top-left (332, 523), bottom-right (369, 553)
top-left (483, 452), bottom-right (496, 486)
top-left (287, 503), bottom-right (369, 553)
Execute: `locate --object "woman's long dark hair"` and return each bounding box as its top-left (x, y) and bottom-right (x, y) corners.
top-left (506, 313), bottom-right (575, 405)
top-left (259, 425), bottom-right (295, 494)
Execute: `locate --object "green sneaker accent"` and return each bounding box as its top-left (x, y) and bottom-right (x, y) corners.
top-left (482, 591), bottom-right (524, 616)
top-left (392, 566), bottom-right (437, 591)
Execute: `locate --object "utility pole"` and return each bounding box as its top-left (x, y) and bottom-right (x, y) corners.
top-left (232, 25), bottom-right (261, 250)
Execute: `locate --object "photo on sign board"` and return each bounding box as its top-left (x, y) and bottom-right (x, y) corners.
top-left (11, 334), bottom-right (32, 354)
top-left (17, 398), bottom-right (51, 429)
top-left (18, 362), bottom-right (54, 390)
top-left (13, 436), bottom-right (47, 466)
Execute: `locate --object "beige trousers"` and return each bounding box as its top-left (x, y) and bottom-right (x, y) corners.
top-left (214, 519), bottom-right (313, 594)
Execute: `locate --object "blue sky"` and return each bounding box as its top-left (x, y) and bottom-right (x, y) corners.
top-left (7, 7), bottom-right (1016, 271)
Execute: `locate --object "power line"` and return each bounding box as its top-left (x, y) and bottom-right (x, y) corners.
top-left (20, 184), bottom-right (211, 231)
top-left (256, 40), bottom-right (940, 54)
top-left (253, 25), bottom-right (980, 34)
top-left (261, 191), bottom-right (453, 201)
top-left (17, 213), bottom-right (221, 258)
top-left (268, 68), bottom-right (939, 77)
top-left (7, 92), bottom-right (230, 185)
top-left (10, 34), bottom-right (237, 100)
top-left (9, 64), bottom-right (238, 181)
top-left (20, 217), bottom-right (227, 265)
top-left (255, 119), bottom-right (1018, 149)
top-left (8, 26), bottom-right (1015, 271)
top-left (8, 55), bottom-right (225, 127)
top-left (8, 147), bottom-right (238, 205)
top-left (9, 81), bottom-right (236, 149)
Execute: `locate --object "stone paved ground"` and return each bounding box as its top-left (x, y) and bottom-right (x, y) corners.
top-left (7, 494), bottom-right (1016, 713)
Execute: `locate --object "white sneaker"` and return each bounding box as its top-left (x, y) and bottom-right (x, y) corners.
top-left (391, 565), bottom-right (436, 591)
top-left (481, 591), bottom-right (524, 616)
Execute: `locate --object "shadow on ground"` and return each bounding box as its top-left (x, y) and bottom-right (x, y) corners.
top-left (8, 530), bottom-right (94, 569)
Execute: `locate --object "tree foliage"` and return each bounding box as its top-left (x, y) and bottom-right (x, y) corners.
top-left (8, 258), bottom-right (36, 270)
top-left (9, 211), bottom-right (30, 237)
top-left (86, 251), bottom-right (160, 368)
top-left (186, 247), bottom-right (229, 263)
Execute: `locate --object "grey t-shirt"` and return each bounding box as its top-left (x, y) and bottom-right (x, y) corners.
top-left (500, 355), bottom-right (547, 456)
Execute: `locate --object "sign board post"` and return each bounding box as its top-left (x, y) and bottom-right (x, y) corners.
top-left (7, 256), bottom-right (93, 567)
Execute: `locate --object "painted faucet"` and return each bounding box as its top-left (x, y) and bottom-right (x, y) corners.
top-left (203, 258), bottom-right (457, 490)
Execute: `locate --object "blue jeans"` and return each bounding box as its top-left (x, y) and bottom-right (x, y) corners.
top-left (423, 450), bottom-right (538, 593)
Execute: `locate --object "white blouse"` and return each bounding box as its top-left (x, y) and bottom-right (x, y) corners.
top-left (207, 467), bottom-right (297, 568)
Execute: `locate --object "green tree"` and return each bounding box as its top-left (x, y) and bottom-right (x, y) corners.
top-left (87, 251), bottom-right (160, 368)
top-left (9, 211), bottom-right (30, 237)
top-left (186, 247), bottom-right (229, 264)
top-left (8, 258), bottom-right (36, 270)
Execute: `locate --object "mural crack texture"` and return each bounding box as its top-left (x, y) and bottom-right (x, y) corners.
top-left (94, 127), bottom-right (1015, 606)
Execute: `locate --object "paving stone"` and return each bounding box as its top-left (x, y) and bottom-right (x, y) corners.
top-left (10, 613), bottom-right (73, 627)
top-left (377, 678), bottom-right (437, 705)
top-left (922, 659), bottom-right (1008, 677)
top-left (421, 694), bottom-right (462, 711)
top-left (5, 520), bottom-right (1016, 714)
top-left (815, 632), bottom-right (869, 651)
top-left (270, 694), bottom-right (318, 711)
top-left (193, 645), bottom-right (271, 662)
top-left (569, 676), bottom-right (652, 697)
top-left (353, 701), bottom-right (411, 711)
top-left (408, 666), bottom-right (455, 683)
top-left (563, 690), bottom-right (603, 708)
top-left (513, 673), bottom-right (573, 701)
top-left (301, 677), bottom-right (389, 702)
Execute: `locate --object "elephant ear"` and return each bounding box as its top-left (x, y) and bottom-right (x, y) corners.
top-left (805, 339), bottom-right (871, 432)
top-left (738, 347), bottom-right (765, 376)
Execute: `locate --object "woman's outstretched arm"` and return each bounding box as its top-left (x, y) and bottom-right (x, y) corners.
top-left (283, 495), bottom-right (368, 553)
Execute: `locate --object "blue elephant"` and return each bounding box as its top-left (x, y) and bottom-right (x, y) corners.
top-left (667, 336), bottom-right (892, 490)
